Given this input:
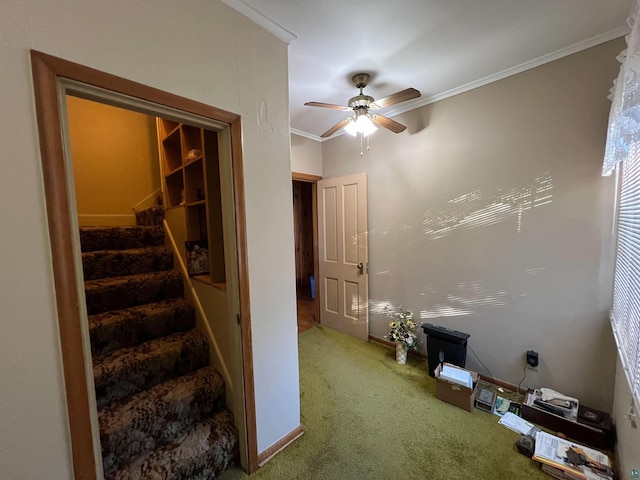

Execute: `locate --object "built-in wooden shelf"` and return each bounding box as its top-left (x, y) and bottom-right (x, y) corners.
top-left (158, 119), bottom-right (226, 285)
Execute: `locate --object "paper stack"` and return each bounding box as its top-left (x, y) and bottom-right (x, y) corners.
top-left (533, 431), bottom-right (612, 480)
top-left (440, 365), bottom-right (473, 388)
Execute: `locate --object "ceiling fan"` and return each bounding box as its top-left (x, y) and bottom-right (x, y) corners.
top-left (305, 73), bottom-right (421, 138)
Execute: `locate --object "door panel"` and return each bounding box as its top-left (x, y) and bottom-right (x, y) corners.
top-left (325, 276), bottom-right (339, 313)
top-left (318, 173), bottom-right (368, 340)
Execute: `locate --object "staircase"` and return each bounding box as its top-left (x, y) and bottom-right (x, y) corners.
top-left (80, 222), bottom-right (238, 479)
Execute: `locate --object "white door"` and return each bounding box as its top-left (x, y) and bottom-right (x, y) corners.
top-left (317, 172), bottom-right (368, 340)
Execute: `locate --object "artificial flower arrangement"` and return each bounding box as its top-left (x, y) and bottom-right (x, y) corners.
top-left (385, 306), bottom-right (419, 350)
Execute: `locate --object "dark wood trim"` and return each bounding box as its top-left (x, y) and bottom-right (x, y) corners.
top-left (231, 118), bottom-right (259, 473)
top-left (257, 425), bottom-right (304, 467)
top-left (312, 183), bottom-right (320, 325)
top-left (369, 335), bottom-right (426, 359)
top-left (477, 374), bottom-right (525, 395)
top-left (31, 50), bottom-right (97, 480)
top-left (292, 172), bottom-right (322, 183)
top-left (291, 172), bottom-right (322, 326)
top-left (369, 334), bottom-right (527, 394)
top-left (30, 50), bottom-right (257, 477)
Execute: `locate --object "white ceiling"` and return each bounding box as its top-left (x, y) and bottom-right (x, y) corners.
top-left (224, 0), bottom-right (632, 141)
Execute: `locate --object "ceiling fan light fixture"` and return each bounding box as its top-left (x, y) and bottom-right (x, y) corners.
top-left (344, 114), bottom-right (377, 137)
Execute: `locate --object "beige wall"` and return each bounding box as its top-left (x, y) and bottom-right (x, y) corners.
top-left (322, 39), bottom-right (623, 411)
top-left (0, 1), bottom-right (298, 478)
top-left (67, 96), bottom-right (160, 226)
top-left (291, 133), bottom-right (323, 176)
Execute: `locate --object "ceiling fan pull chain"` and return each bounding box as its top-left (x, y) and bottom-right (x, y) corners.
top-left (360, 133), bottom-right (364, 156)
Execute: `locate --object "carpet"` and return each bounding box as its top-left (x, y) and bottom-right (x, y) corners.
top-left (221, 325), bottom-right (549, 479)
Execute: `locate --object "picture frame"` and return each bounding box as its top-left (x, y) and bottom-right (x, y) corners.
top-left (185, 240), bottom-right (210, 276)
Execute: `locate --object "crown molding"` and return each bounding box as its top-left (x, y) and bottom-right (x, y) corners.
top-left (381, 26), bottom-right (629, 119)
top-left (290, 128), bottom-right (324, 142)
top-left (221, 0), bottom-right (297, 44)
top-left (292, 26), bottom-right (629, 139)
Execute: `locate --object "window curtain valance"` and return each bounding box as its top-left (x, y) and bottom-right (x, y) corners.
top-left (603, 0), bottom-right (640, 176)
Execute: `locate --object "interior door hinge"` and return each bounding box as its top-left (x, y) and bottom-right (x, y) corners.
top-left (236, 313), bottom-right (241, 325)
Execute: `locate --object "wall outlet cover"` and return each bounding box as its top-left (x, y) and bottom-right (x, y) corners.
top-left (526, 350), bottom-right (539, 368)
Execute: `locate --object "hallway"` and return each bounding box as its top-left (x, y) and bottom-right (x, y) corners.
top-left (297, 287), bottom-right (317, 334)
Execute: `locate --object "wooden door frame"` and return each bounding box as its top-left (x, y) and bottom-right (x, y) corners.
top-left (30, 50), bottom-right (258, 477)
top-left (292, 172), bottom-right (322, 325)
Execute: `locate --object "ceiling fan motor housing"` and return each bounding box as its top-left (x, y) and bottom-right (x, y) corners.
top-left (348, 95), bottom-right (375, 110)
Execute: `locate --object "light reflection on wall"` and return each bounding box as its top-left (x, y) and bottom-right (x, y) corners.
top-left (421, 172), bottom-right (553, 240)
top-left (419, 281), bottom-right (508, 319)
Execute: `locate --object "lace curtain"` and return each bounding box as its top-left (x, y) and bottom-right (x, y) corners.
top-left (603, 0), bottom-right (640, 176)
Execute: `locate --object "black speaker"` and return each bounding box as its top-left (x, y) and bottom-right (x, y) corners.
top-left (421, 323), bottom-right (470, 377)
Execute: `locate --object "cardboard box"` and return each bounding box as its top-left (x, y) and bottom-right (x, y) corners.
top-left (434, 362), bottom-right (478, 412)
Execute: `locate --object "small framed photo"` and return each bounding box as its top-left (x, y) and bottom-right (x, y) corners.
top-left (185, 240), bottom-right (209, 276)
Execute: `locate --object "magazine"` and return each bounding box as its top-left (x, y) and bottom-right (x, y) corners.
top-left (533, 431), bottom-right (612, 480)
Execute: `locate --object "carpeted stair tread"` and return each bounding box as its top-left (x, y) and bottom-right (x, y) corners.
top-left (85, 270), bottom-right (184, 315)
top-left (89, 298), bottom-right (196, 356)
top-left (135, 205), bottom-right (165, 226)
top-left (100, 367), bottom-right (226, 475)
top-left (107, 409), bottom-right (238, 480)
top-left (93, 329), bottom-right (209, 409)
top-left (80, 226), bottom-right (165, 252)
top-left (82, 245), bottom-right (174, 281)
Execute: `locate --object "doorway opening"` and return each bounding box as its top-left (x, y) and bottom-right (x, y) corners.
top-left (31, 50), bottom-right (257, 477)
top-left (292, 173), bottom-right (322, 333)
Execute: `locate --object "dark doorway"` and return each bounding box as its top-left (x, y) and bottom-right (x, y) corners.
top-left (292, 179), bottom-right (318, 333)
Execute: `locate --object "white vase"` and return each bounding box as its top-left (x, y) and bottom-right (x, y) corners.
top-left (396, 342), bottom-right (408, 364)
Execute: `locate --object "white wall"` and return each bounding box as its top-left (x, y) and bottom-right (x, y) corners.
top-left (613, 359), bottom-right (640, 475)
top-left (322, 39), bottom-right (622, 412)
top-left (0, 1), bottom-right (299, 478)
top-left (291, 133), bottom-right (323, 176)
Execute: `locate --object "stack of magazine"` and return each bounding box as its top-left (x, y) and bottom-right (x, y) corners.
top-left (533, 431), bottom-right (612, 480)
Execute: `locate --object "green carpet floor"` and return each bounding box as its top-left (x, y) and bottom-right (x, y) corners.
top-left (220, 326), bottom-right (550, 479)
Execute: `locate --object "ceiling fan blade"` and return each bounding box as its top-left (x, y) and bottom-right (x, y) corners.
top-left (371, 114), bottom-right (407, 134)
top-left (321, 118), bottom-right (352, 138)
top-left (370, 88), bottom-right (421, 109)
top-left (305, 101), bottom-right (351, 111)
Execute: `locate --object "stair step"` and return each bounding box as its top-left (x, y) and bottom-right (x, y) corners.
top-left (82, 246), bottom-right (173, 281)
top-left (106, 409), bottom-right (238, 480)
top-left (93, 329), bottom-right (209, 409)
top-left (80, 226), bottom-right (165, 252)
top-left (135, 205), bottom-right (165, 226)
top-left (89, 298), bottom-right (195, 356)
top-left (100, 367), bottom-right (226, 476)
top-left (85, 270), bottom-right (184, 315)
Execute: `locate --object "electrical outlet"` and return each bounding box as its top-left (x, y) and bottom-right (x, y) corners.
top-left (526, 350), bottom-right (539, 368)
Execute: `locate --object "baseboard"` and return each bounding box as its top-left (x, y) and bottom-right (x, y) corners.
top-left (368, 334), bottom-right (426, 359)
top-left (257, 425), bottom-right (304, 467)
top-left (368, 335), bottom-right (525, 394)
top-left (78, 214), bottom-right (136, 226)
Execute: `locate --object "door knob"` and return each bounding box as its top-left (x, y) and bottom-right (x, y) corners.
top-left (357, 262), bottom-right (364, 274)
